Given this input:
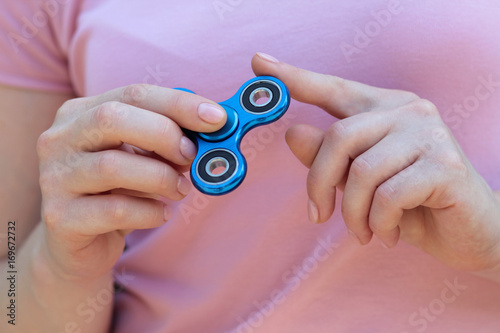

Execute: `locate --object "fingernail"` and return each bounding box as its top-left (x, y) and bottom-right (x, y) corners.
top-left (380, 240), bottom-right (389, 249)
top-left (348, 230), bottom-right (362, 245)
top-left (198, 103), bottom-right (225, 124)
top-left (308, 199), bottom-right (319, 224)
top-left (347, 229), bottom-right (356, 240)
top-left (257, 52), bottom-right (279, 64)
top-left (164, 204), bottom-right (173, 221)
top-left (177, 177), bottom-right (191, 196)
top-left (180, 136), bottom-right (197, 160)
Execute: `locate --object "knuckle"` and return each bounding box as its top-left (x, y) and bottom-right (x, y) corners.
top-left (307, 169), bottom-right (322, 190)
top-left (326, 120), bottom-right (349, 142)
top-left (92, 101), bottom-right (122, 126)
top-left (58, 98), bottom-right (81, 115)
top-left (57, 97), bottom-right (93, 121)
top-left (350, 155), bottom-right (374, 178)
top-left (396, 91), bottom-right (420, 103)
top-left (375, 182), bottom-right (397, 207)
top-left (306, 169), bottom-right (335, 203)
top-left (36, 130), bottom-right (56, 159)
top-left (59, 99), bottom-right (76, 110)
top-left (157, 117), bottom-right (172, 139)
top-left (42, 201), bottom-right (63, 229)
top-left (168, 91), bottom-right (183, 115)
top-left (157, 165), bottom-right (176, 194)
top-left (327, 75), bottom-right (347, 97)
top-left (326, 75), bottom-right (374, 111)
top-left (151, 203), bottom-right (166, 227)
top-left (405, 92), bottom-right (420, 101)
top-left (106, 197), bottom-right (127, 221)
top-left (431, 124), bottom-right (453, 143)
top-left (409, 99), bottom-right (440, 118)
top-left (436, 149), bottom-right (468, 176)
top-left (96, 151), bottom-right (120, 178)
top-left (121, 84), bottom-right (150, 105)
top-left (328, 76), bottom-right (343, 90)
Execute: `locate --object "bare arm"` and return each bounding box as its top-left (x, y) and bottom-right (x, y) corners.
top-left (0, 86), bottom-right (112, 332)
top-left (0, 85), bottom-right (68, 254)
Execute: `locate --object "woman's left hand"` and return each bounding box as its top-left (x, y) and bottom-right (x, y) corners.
top-left (252, 53), bottom-right (500, 272)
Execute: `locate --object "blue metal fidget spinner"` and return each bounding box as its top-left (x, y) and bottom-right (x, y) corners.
top-left (177, 76), bottom-right (290, 196)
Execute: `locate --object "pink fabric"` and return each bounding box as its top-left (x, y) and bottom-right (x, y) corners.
top-left (1, 1), bottom-right (500, 332)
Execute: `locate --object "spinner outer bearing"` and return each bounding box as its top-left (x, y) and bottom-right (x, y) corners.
top-left (240, 80), bottom-right (282, 114)
top-left (196, 149), bottom-right (238, 185)
top-left (190, 76), bottom-right (289, 195)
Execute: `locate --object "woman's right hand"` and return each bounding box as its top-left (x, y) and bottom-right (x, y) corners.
top-left (36, 84), bottom-right (227, 281)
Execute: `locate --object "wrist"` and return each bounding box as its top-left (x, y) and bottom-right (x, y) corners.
top-left (21, 223), bottom-right (114, 329)
top-left (26, 222), bottom-right (113, 295)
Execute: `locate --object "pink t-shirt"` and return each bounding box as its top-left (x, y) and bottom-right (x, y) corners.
top-left (2, 1), bottom-right (500, 332)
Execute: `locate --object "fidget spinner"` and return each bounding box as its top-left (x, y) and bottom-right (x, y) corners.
top-left (177, 76), bottom-right (290, 196)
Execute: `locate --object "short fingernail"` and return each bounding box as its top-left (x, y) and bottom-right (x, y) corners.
top-left (164, 204), bottom-right (173, 221)
top-left (180, 136), bottom-right (197, 160)
top-left (257, 52), bottom-right (279, 64)
top-left (380, 240), bottom-right (389, 249)
top-left (198, 103), bottom-right (225, 124)
top-left (348, 230), bottom-right (362, 245)
top-left (177, 177), bottom-right (191, 196)
top-left (308, 199), bottom-right (319, 224)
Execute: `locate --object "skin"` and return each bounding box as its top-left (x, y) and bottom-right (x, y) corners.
top-left (36, 84), bottom-right (227, 282)
top-left (0, 84), bottom-right (226, 332)
top-left (252, 53), bottom-right (500, 277)
top-left (2, 54), bottom-right (499, 331)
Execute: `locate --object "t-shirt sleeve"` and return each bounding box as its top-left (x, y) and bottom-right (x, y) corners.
top-left (0, 1), bottom-right (79, 93)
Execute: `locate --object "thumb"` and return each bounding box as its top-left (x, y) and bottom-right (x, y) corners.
top-left (251, 52), bottom-right (414, 119)
top-left (285, 124), bottom-right (324, 168)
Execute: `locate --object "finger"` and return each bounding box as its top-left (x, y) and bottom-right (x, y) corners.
top-left (369, 160), bottom-right (439, 248)
top-left (342, 135), bottom-right (424, 244)
top-left (307, 111), bottom-right (394, 223)
top-left (81, 84), bottom-right (227, 132)
top-left (110, 188), bottom-right (162, 201)
top-left (73, 102), bottom-right (197, 165)
top-left (67, 194), bottom-right (172, 236)
top-left (70, 150), bottom-right (191, 201)
top-left (251, 52), bottom-right (418, 118)
top-left (127, 145), bottom-right (191, 173)
top-left (285, 124), bottom-right (325, 168)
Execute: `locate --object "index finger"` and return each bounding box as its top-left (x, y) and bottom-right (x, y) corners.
top-left (83, 84), bottom-right (227, 133)
top-left (251, 53), bottom-right (417, 119)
